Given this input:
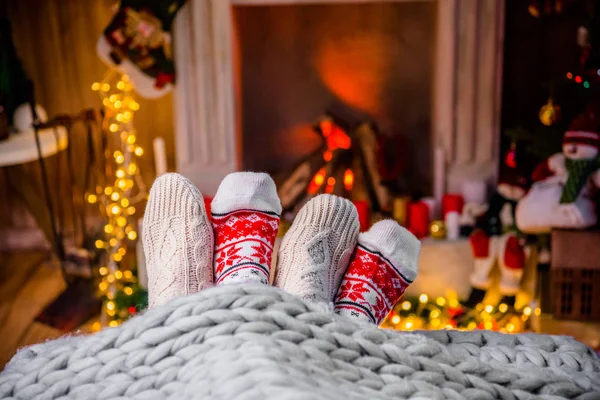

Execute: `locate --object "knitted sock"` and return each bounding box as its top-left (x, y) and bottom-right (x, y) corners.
top-left (211, 172), bottom-right (282, 285)
top-left (274, 194), bottom-right (359, 308)
top-left (143, 173), bottom-right (213, 308)
top-left (334, 220), bottom-right (420, 325)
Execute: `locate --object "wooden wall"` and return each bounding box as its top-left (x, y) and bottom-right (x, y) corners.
top-left (1, 0), bottom-right (175, 245)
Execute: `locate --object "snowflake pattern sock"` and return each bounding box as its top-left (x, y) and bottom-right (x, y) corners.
top-left (143, 173), bottom-right (213, 308)
top-left (211, 172), bottom-right (282, 285)
top-left (334, 220), bottom-right (420, 325)
top-left (274, 194), bottom-right (359, 308)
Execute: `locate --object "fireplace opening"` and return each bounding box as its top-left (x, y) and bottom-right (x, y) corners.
top-left (233, 1), bottom-right (437, 200)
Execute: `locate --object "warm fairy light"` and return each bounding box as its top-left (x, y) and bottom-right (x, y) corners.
top-left (401, 301), bottom-right (411, 311)
top-left (449, 298), bottom-right (459, 308)
top-left (498, 303), bottom-right (508, 313)
top-left (506, 323), bottom-right (515, 333)
top-left (327, 177), bottom-right (336, 186)
top-left (391, 315), bottom-right (401, 324)
top-left (430, 310), bottom-right (440, 319)
top-left (534, 307), bottom-right (541, 316)
top-left (436, 297), bottom-right (446, 307)
top-left (484, 321), bottom-right (493, 330)
top-left (315, 170), bottom-right (326, 185)
top-left (419, 294), bottom-right (428, 303)
top-left (484, 304), bottom-right (494, 313)
top-left (404, 320), bottom-right (414, 330)
top-left (92, 321), bottom-right (102, 331)
top-left (323, 150), bottom-right (333, 162)
top-left (523, 306), bottom-right (532, 316)
top-left (343, 169), bottom-right (354, 191)
top-left (92, 72), bottom-right (146, 330)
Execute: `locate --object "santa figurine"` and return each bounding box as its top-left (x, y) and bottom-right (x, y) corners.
top-left (463, 146), bottom-right (529, 308)
top-left (516, 107), bottom-right (600, 233)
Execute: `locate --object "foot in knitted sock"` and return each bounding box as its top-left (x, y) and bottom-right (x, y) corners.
top-left (274, 194), bottom-right (359, 308)
top-left (334, 220), bottom-right (420, 325)
top-left (143, 173), bottom-right (213, 308)
top-left (211, 172), bottom-right (282, 285)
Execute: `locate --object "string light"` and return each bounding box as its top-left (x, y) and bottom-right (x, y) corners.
top-left (89, 71), bottom-right (148, 329)
top-left (381, 293), bottom-right (540, 334)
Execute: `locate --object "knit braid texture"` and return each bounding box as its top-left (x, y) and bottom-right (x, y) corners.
top-left (1, 285), bottom-right (599, 399)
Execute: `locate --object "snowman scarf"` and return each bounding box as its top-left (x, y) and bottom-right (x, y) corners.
top-left (560, 156), bottom-right (600, 204)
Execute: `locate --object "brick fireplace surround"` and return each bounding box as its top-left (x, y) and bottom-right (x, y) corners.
top-left (173, 0), bottom-right (505, 204)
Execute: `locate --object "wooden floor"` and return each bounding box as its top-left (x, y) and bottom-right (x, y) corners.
top-left (0, 252), bottom-right (66, 368)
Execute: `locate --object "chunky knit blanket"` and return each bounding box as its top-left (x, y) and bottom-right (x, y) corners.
top-left (1, 285), bottom-right (599, 400)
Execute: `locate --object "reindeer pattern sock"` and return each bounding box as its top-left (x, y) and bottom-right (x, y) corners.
top-left (274, 194), bottom-right (359, 308)
top-left (143, 173), bottom-right (214, 308)
top-left (334, 220), bottom-right (420, 324)
top-left (211, 172), bottom-right (282, 285)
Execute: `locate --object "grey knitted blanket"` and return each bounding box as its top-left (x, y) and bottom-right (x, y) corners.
top-left (1, 285), bottom-right (599, 400)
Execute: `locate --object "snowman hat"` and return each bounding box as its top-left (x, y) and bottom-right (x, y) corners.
top-left (564, 108), bottom-right (600, 149)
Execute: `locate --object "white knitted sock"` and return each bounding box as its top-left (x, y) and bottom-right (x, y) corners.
top-left (274, 194), bottom-right (359, 307)
top-left (334, 220), bottom-right (420, 325)
top-left (143, 173), bottom-right (214, 308)
top-left (211, 172), bottom-right (282, 285)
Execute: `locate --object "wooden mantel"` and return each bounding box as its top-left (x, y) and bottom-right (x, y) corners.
top-left (173, 0), bottom-right (505, 197)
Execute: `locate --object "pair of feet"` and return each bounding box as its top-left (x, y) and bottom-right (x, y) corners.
top-left (142, 172), bottom-right (420, 325)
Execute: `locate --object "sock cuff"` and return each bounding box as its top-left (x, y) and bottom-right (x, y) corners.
top-left (211, 172), bottom-right (282, 215)
top-left (358, 219), bottom-right (420, 282)
top-left (294, 194), bottom-right (359, 234)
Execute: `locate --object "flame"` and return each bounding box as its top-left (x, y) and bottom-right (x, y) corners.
top-left (319, 120), bottom-right (351, 151)
top-left (308, 168), bottom-right (327, 195)
top-left (323, 150), bottom-right (333, 161)
top-left (344, 169), bottom-right (354, 191)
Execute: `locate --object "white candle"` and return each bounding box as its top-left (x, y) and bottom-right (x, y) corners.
top-left (136, 218), bottom-right (148, 289)
top-left (445, 211), bottom-right (460, 240)
top-left (434, 146), bottom-right (446, 205)
top-left (153, 137), bottom-right (167, 176)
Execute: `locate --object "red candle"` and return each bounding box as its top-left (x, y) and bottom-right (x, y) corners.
top-left (442, 194), bottom-right (464, 218)
top-left (353, 200), bottom-right (370, 232)
top-left (408, 201), bottom-right (429, 239)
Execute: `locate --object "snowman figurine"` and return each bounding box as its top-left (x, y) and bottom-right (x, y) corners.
top-left (516, 108), bottom-right (600, 233)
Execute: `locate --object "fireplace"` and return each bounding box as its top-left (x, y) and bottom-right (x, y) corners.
top-left (172, 0), bottom-right (506, 204)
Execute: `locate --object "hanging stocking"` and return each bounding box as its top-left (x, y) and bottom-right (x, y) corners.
top-left (498, 232), bottom-right (525, 307)
top-left (97, 0), bottom-right (188, 99)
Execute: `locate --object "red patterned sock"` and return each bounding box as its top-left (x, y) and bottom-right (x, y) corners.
top-left (211, 172), bottom-right (282, 285)
top-left (334, 220), bottom-right (420, 325)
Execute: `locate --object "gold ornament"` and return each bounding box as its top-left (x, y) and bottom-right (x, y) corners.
top-left (539, 98), bottom-right (560, 126)
top-left (429, 220), bottom-right (446, 239)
